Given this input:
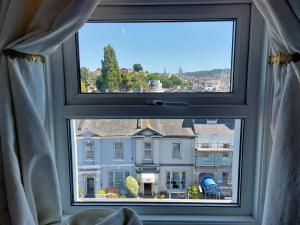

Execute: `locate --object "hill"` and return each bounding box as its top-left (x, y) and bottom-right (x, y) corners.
top-left (183, 68), bottom-right (230, 77)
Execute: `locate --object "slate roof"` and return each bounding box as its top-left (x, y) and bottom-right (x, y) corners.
top-left (76, 119), bottom-right (195, 137)
top-left (193, 124), bottom-right (234, 135)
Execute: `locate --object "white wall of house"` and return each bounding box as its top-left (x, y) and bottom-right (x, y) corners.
top-left (159, 138), bottom-right (194, 164)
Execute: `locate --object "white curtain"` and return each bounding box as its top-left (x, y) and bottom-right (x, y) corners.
top-left (254, 1), bottom-right (300, 225)
top-left (0, 1), bottom-right (142, 225)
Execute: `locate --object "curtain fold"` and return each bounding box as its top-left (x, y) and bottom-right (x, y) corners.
top-left (0, 0), bottom-right (142, 225)
top-left (254, 1), bottom-right (300, 225)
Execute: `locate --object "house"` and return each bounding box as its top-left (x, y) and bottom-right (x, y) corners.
top-left (193, 119), bottom-right (241, 201)
top-left (133, 119), bottom-right (195, 197)
top-left (76, 119), bottom-right (136, 197)
top-left (75, 119), bottom-right (196, 198)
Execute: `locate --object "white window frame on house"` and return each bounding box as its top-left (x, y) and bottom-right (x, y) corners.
top-left (172, 142), bottom-right (181, 159)
top-left (49, 0), bottom-right (272, 224)
top-left (108, 171), bottom-right (130, 190)
top-left (166, 171), bottom-right (186, 190)
top-left (143, 142), bottom-right (153, 160)
top-left (84, 141), bottom-right (95, 161)
top-left (113, 142), bottom-right (124, 160)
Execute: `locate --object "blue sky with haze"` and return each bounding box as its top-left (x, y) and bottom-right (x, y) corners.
top-left (78, 21), bottom-right (233, 74)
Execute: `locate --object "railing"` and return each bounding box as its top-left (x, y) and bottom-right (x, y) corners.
top-left (195, 141), bottom-right (233, 151)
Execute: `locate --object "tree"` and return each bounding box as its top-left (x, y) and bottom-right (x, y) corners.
top-left (81, 80), bottom-right (87, 92)
top-left (125, 176), bottom-right (139, 197)
top-left (99, 44), bottom-right (121, 92)
top-left (187, 184), bottom-right (203, 199)
top-left (133, 63), bottom-right (143, 72)
top-left (80, 67), bottom-right (90, 84)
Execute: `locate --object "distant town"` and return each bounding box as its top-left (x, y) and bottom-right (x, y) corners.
top-left (80, 44), bottom-right (231, 93)
top-left (74, 118), bottom-right (240, 202)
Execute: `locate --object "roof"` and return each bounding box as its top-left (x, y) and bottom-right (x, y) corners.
top-left (76, 119), bottom-right (195, 137)
top-left (194, 124), bottom-right (234, 135)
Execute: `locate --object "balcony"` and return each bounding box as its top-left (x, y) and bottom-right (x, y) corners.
top-left (195, 141), bottom-right (233, 152)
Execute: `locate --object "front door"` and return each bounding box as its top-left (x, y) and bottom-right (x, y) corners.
top-left (86, 177), bottom-right (95, 198)
top-left (144, 183), bottom-right (152, 197)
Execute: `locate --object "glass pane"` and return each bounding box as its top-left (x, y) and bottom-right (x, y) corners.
top-left (78, 21), bottom-right (234, 93)
top-left (72, 118), bottom-right (241, 203)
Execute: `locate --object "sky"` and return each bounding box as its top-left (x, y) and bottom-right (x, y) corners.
top-left (78, 21), bottom-right (233, 74)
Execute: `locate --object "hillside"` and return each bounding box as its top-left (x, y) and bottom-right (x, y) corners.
top-left (183, 68), bottom-right (230, 77)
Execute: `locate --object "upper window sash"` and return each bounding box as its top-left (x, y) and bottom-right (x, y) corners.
top-left (63, 3), bottom-right (250, 106)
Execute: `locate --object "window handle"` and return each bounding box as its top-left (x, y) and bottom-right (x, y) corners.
top-left (147, 99), bottom-right (188, 107)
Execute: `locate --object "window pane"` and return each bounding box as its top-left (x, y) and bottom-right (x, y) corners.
top-left (72, 118), bottom-right (241, 203)
top-left (78, 21), bottom-right (233, 93)
top-left (114, 142), bottom-right (124, 159)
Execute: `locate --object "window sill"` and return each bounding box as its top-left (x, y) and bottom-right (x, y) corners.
top-left (63, 214), bottom-right (258, 225)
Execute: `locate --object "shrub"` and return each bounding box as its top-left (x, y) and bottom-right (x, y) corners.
top-left (188, 184), bottom-right (203, 199)
top-left (97, 189), bottom-right (106, 195)
top-left (125, 176), bottom-right (139, 197)
top-left (78, 187), bottom-right (84, 197)
top-left (106, 193), bottom-right (119, 198)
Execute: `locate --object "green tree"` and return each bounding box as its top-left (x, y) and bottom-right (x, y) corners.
top-left (98, 44), bottom-right (121, 92)
top-left (133, 63), bottom-right (143, 72)
top-left (187, 184), bottom-right (203, 199)
top-left (80, 67), bottom-right (90, 84)
top-left (81, 80), bottom-right (87, 93)
top-left (125, 176), bottom-right (139, 197)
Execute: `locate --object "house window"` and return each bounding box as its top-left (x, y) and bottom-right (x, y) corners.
top-left (223, 143), bottom-right (230, 149)
top-left (222, 172), bottom-right (229, 184)
top-left (114, 142), bottom-right (124, 159)
top-left (108, 171), bottom-right (129, 190)
top-left (144, 142), bottom-right (152, 160)
top-left (84, 142), bottom-right (94, 160)
top-left (166, 171), bottom-right (186, 190)
top-left (172, 143), bottom-right (181, 159)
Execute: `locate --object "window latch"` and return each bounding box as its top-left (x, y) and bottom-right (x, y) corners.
top-left (147, 99), bottom-right (188, 107)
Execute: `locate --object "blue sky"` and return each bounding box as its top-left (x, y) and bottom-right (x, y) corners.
top-left (78, 21), bottom-right (233, 73)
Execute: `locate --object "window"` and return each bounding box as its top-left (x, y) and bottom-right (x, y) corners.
top-left (108, 171), bottom-right (129, 190)
top-left (222, 172), bottom-right (229, 184)
top-left (223, 143), bottom-right (230, 149)
top-left (143, 142), bottom-right (152, 160)
top-left (166, 171), bottom-right (186, 190)
top-left (172, 143), bottom-right (181, 159)
top-left (52, 0), bottom-right (266, 222)
top-left (114, 142), bottom-right (124, 159)
top-left (84, 142), bottom-right (94, 160)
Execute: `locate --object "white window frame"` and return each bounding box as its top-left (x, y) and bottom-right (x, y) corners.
top-left (113, 142), bottom-right (124, 160)
top-left (48, 1), bottom-right (272, 224)
top-left (63, 3), bottom-right (250, 106)
top-left (84, 141), bottom-right (95, 161)
top-left (108, 171), bottom-right (129, 190)
top-left (172, 142), bottom-right (181, 159)
top-left (143, 142), bottom-right (153, 160)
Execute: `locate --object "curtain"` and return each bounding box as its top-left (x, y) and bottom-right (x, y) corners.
top-left (254, 1), bottom-right (300, 225)
top-left (0, 1), bottom-right (142, 225)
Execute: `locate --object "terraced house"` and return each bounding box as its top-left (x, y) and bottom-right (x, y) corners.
top-left (75, 119), bottom-right (195, 198)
